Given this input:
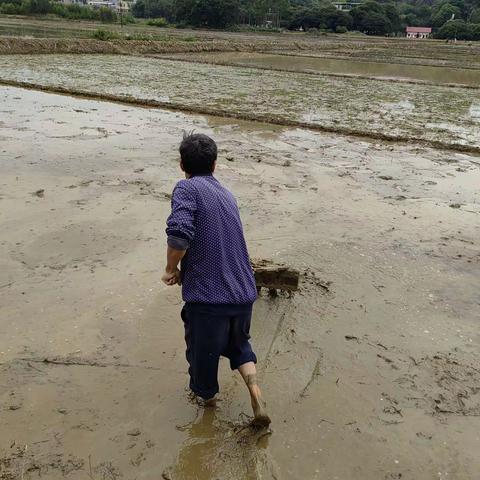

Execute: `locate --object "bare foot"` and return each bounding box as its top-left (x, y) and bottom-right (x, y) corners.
top-left (187, 390), bottom-right (217, 407)
top-left (242, 373), bottom-right (271, 427)
top-left (251, 395), bottom-right (271, 428)
top-left (204, 397), bottom-right (217, 408)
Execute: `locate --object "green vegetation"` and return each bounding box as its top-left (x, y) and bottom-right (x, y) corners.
top-left (132, 0), bottom-right (174, 20)
top-left (0, 0), bottom-right (118, 22)
top-left (1, 0), bottom-right (480, 38)
top-left (129, 0), bottom-right (480, 38)
top-left (146, 16), bottom-right (169, 26)
top-left (288, 0), bottom-right (480, 37)
top-left (437, 18), bottom-right (480, 39)
top-left (289, 3), bottom-right (353, 32)
top-left (92, 28), bottom-right (119, 40)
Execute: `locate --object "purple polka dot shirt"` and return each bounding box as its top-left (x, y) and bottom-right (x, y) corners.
top-left (166, 174), bottom-right (257, 305)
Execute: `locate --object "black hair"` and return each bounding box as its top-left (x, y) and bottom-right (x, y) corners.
top-left (179, 132), bottom-right (217, 175)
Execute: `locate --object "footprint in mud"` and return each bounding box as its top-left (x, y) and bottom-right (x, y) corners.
top-left (165, 408), bottom-right (277, 480)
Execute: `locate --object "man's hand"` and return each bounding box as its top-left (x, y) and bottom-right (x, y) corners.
top-left (163, 246), bottom-right (186, 287)
top-left (162, 267), bottom-right (181, 286)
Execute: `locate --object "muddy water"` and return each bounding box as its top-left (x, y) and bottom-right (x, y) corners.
top-left (1, 86), bottom-right (479, 479)
top-left (169, 51), bottom-right (480, 87)
top-left (0, 54), bottom-right (479, 149)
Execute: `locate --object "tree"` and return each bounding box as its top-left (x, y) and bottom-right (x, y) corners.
top-left (175, 0), bottom-right (241, 27)
top-left (133, 0), bottom-right (175, 19)
top-left (447, 0), bottom-right (467, 17)
top-left (432, 3), bottom-right (462, 28)
top-left (324, 7), bottom-right (353, 31)
top-left (362, 11), bottom-right (392, 34)
top-left (237, 0), bottom-right (292, 26)
top-left (384, 3), bottom-right (401, 33)
top-left (436, 18), bottom-right (472, 37)
top-left (132, 0), bottom-right (146, 17)
top-left (470, 7), bottom-right (480, 22)
top-left (289, 5), bottom-right (322, 30)
top-left (252, 0), bottom-right (290, 17)
top-left (288, 4), bottom-right (353, 31)
top-left (27, 0), bottom-right (51, 14)
top-left (0, 0), bottom-right (23, 5)
top-left (0, 2), bottom-right (24, 13)
top-left (399, 3), bottom-right (432, 28)
top-left (143, 0), bottom-right (174, 20)
top-left (98, 6), bottom-right (117, 23)
top-left (351, 2), bottom-right (393, 35)
top-left (471, 22), bottom-right (480, 39)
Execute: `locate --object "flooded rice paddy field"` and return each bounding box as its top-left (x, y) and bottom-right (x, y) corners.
top-left (0, 17), bottom-right (203, 41)
top-left (165, 51), bottom-right (480, 86)
top-left (282, 47), bottom-right (480, 70)
top-left (280, 38), bottom-right (480, 70)
top-left (0, 54), bottom-right (479, 149)
top-left (1, 16), bottom-right (479, 66)
top-left (1, 35), bottom-right (480, 480)
top-left (1, 86), bottom-right (479, 480)
top-left (282, 49), bottom-right (480, 70)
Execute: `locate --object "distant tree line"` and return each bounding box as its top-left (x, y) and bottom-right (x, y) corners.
top-left (132, 0), bottom-right (290, 28)
top-left (131, 0), bottom-right (480, 38)
top-left (1, 0), bottom-right (480, 39)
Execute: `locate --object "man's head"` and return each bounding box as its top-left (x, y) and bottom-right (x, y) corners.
top-left (179, 132), bottom-right (217, 177)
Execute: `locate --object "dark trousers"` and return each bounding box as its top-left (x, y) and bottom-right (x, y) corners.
top-left (181, 302), bottom-right (257, 400)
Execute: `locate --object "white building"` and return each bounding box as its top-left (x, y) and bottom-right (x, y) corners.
top-left (59, 0), bottom-right (88, 5)
top-left (333, 2), bottom-right (362, 11)
top-left (87, 0), bottom-right (130, 12)
top-left (406, 26), bottom-right (432, 39)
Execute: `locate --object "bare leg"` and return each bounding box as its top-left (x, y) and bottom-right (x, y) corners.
top-left (238, 362), bottom-right (271, 427)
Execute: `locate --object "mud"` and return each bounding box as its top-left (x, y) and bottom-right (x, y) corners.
top-left (0, 36), bottom-right (273, 56)
top-left (2, 17), bottom-right (480, 69)
top-left (4, 76), bottom-right (480, 157)
top-left (1, 86), bottom-right (479, 479)
top-left (252, 259), bottom-right (300, 292)
top-left (162, 52), bottom-right (480, 87)
top-left (273, 39), bottom-right (480, 70)
top-left (0, 54), bottom-right (479, 151)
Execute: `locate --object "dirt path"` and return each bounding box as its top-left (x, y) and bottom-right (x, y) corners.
top-left (0, 86), bottom-right (479, 479)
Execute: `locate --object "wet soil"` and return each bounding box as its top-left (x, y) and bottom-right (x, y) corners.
top-left (0, 54), bottom-right (479, 150)
top-left (165, 51), bottom-right (480, 87)
top-left (0, 36), bottom-right (266, 56)
top-left (2, 17), bottom-right (480, 74)
top-left (1, 86), bottom-right (479, 480)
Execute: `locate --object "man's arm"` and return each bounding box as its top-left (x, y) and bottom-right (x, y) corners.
top-left (162, 246), bottom-right (186, 285)
top-left (164, 182), bottom-right (197, 286)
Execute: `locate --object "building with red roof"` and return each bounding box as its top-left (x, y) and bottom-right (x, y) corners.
top-left (406, 27), bottom-right (432, 39)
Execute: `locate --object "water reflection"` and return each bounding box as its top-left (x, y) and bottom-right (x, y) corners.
top-left (183, 52), bottom-right (480, 87)
top-left (170, 407), bottom-right (276, 480)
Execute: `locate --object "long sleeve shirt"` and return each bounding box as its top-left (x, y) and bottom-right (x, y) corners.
top-left (166, 174), bottom-right (257, 305)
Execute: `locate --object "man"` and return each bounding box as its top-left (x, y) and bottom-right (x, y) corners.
top-left (162, 132), bottom-right (271, 428)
